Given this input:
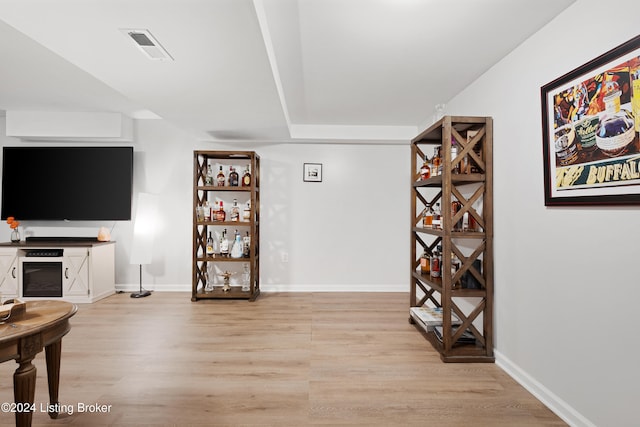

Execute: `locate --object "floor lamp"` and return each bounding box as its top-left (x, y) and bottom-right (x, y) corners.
top-left (130, 192), bottom-right (158, 298)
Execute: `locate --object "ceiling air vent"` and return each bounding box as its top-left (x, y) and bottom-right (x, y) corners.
top-left (120, 29), bottom-right (173, 61)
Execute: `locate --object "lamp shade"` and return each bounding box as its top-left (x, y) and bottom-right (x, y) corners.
top-left (130, 192), bottom-right (158, 265)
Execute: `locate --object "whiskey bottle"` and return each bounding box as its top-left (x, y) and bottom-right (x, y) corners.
top-left (243, 231), bottom-right (251, 258)
top-left (451, 138), bottom-right (460, 173)
top-left (432, 203), bottom-right (441, 229)
top-left (419, 155), bottom-right (431, 180)
top-left (468, 212), bottom-right (478, 232)
top-left (206, 232), bottom-right (214, 257)
top-left (451, 138), bottom-right (459, 174)
top-left (451, 201), bottom-right (462, 231)
top-left (420, 250), bottom-right (430, 275)
top-left (220, 229), bottom-right (229, 256)
top-left (229, 166), bottom-right (239, 186)
top-left (215, 201), bottom-right (226, 222)
top-left (422, 203), bottom-right (433, 228)
top-left (430, 245), bottom-right (441, 278)
top-left (432, 147), bottom-right (441, 176)
top-left (205, 164), bottom-right (214, 185)
top-left (216, 166), bottom-right (225, 187)
top-left (211, 200), bottom-right (219, 221)
top-left (451, 253), bottom-right (461, 288)
top-left (230, 199), bottom-right (240, 222)
top-left (242, 165), bottom-right (251, 186)
top-left (243, 201), bottom-right (251, 221)
top-left (203, 200), bottom-right (211, 221)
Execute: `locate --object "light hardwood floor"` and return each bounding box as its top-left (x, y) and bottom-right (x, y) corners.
top-left (0, 292), bottom-right (566, 426)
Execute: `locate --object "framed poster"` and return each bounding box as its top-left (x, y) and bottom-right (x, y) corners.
top-left (541, 34), bottom-right (640, 205)
top-left (303, 163), bottom-right (322, 182)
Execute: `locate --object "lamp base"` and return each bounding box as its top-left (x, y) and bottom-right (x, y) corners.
top-left (131, 264), bottom-right (151, 298)
top-left (130, 290), bottom-right (151, 298)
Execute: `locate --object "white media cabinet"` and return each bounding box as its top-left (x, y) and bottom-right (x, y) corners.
top-left (0, 240), bottom-right (115, 303)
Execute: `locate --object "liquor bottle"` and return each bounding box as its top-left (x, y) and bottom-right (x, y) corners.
top-left (432, 147), bottom-right (441, 176)
top-left (205, 164), bottom-right (214, 185)
top-left (220, 229), bottom-right (229, 256)
top-left (430, 245), bottom-right (441, 278)
top-left (422, 203), bottom-right (433, 228)
top-left (460, 151), bottom-right (471, 174)
top-left (420, 250), bottom-right (430, 275)
top-left (243, 231), bottom-right (251, 258)
top-left (230, 230), bottom-right (243, 258)
top-left (196, 206), bottom-right (205, 222)
top-left (213, 230), bottom-right (221, 256)
top-left (451, 138), bottom-right (460, 174)
top-left (216, 166), bottom-right (225, 187)
top-left (468, 211), bottom-right (478, 232)
top-left (243, 201), bottom-right (251, 221)
top-left (242, 165), bottom-right (251, 187)
top-left (206, 232), bottom-right (214, 257)
top-left (419, 155), bottom-right (431, 180)
top-left (451, 253), bottom-right (461, 287)
top-left (242, 262), bottom-right (250, 291)
top-left (203, 200), bottom-right (211, 221)
top-left (215, 201), bottom-right (226, 222)
top-left (230, 199), bottom-right (240, 222)
top-left (213, 201), bottom-right (220, 221)
top-left (205, 263), bottom-right (214, 291)
top-left (432, 203), bottom-right (441, 229)
top-left (229, 166), bottom-right (239, 186)
top-left (451, 201), bottom-right (461, 231)
top-left (456, 203), bottom-right (464, 231)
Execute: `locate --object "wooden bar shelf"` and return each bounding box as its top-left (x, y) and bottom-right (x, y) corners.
top-left (196, 186), bottom-right (255, 192)
top-left (412, 227), bottom-right (485, 239)
top-left (192, 150), bottom-right (260, 301)
top-left (194, 287), bottom-right (257, 301)
top-left (409, 116), bottom-right (494, 363)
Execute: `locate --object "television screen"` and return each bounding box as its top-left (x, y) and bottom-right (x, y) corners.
top-left (1, 146), bottom-right (134, 221)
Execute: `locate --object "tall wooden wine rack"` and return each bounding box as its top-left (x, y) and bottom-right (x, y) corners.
top-left (409, 116), bottom-right (494, 362)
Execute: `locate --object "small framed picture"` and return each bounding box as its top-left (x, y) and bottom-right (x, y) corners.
top-left (303, 163), bottom-right (322, 182)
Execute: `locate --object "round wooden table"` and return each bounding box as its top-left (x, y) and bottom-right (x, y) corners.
top-left (0, 300), bottom-right (77, 427)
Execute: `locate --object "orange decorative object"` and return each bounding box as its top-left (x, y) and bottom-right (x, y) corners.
top-left (7, 216), bottom-right (20, 243)
top-left (97, 227), bottom-right (111, 242)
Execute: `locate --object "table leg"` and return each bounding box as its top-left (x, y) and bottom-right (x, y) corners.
top-left (13, 358), bottom-right (36, 427)
top-left (45, 340), bottom-right (62, 419)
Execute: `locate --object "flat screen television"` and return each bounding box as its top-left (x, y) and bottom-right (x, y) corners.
top-left (1, 146), bottom-right (134, 221)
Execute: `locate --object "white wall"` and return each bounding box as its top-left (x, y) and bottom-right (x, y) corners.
top-left (202, 140), bottom-right (410, 292)
top-left (0, 118), bottom-right (409, 293)
top-left (446, 1), bottom-right (639, 426)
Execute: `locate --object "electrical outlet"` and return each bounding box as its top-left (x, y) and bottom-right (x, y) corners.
top-left (281, 252), bottom-right (289, 263)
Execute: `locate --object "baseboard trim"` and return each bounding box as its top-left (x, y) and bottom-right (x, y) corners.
top-left (115, 283), bottom-right (406, 293)
top-left (495, 350), bottom-right (595, 427)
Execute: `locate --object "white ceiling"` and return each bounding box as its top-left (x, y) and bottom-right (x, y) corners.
top-left (0, 0), bottom-right (575, 143)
